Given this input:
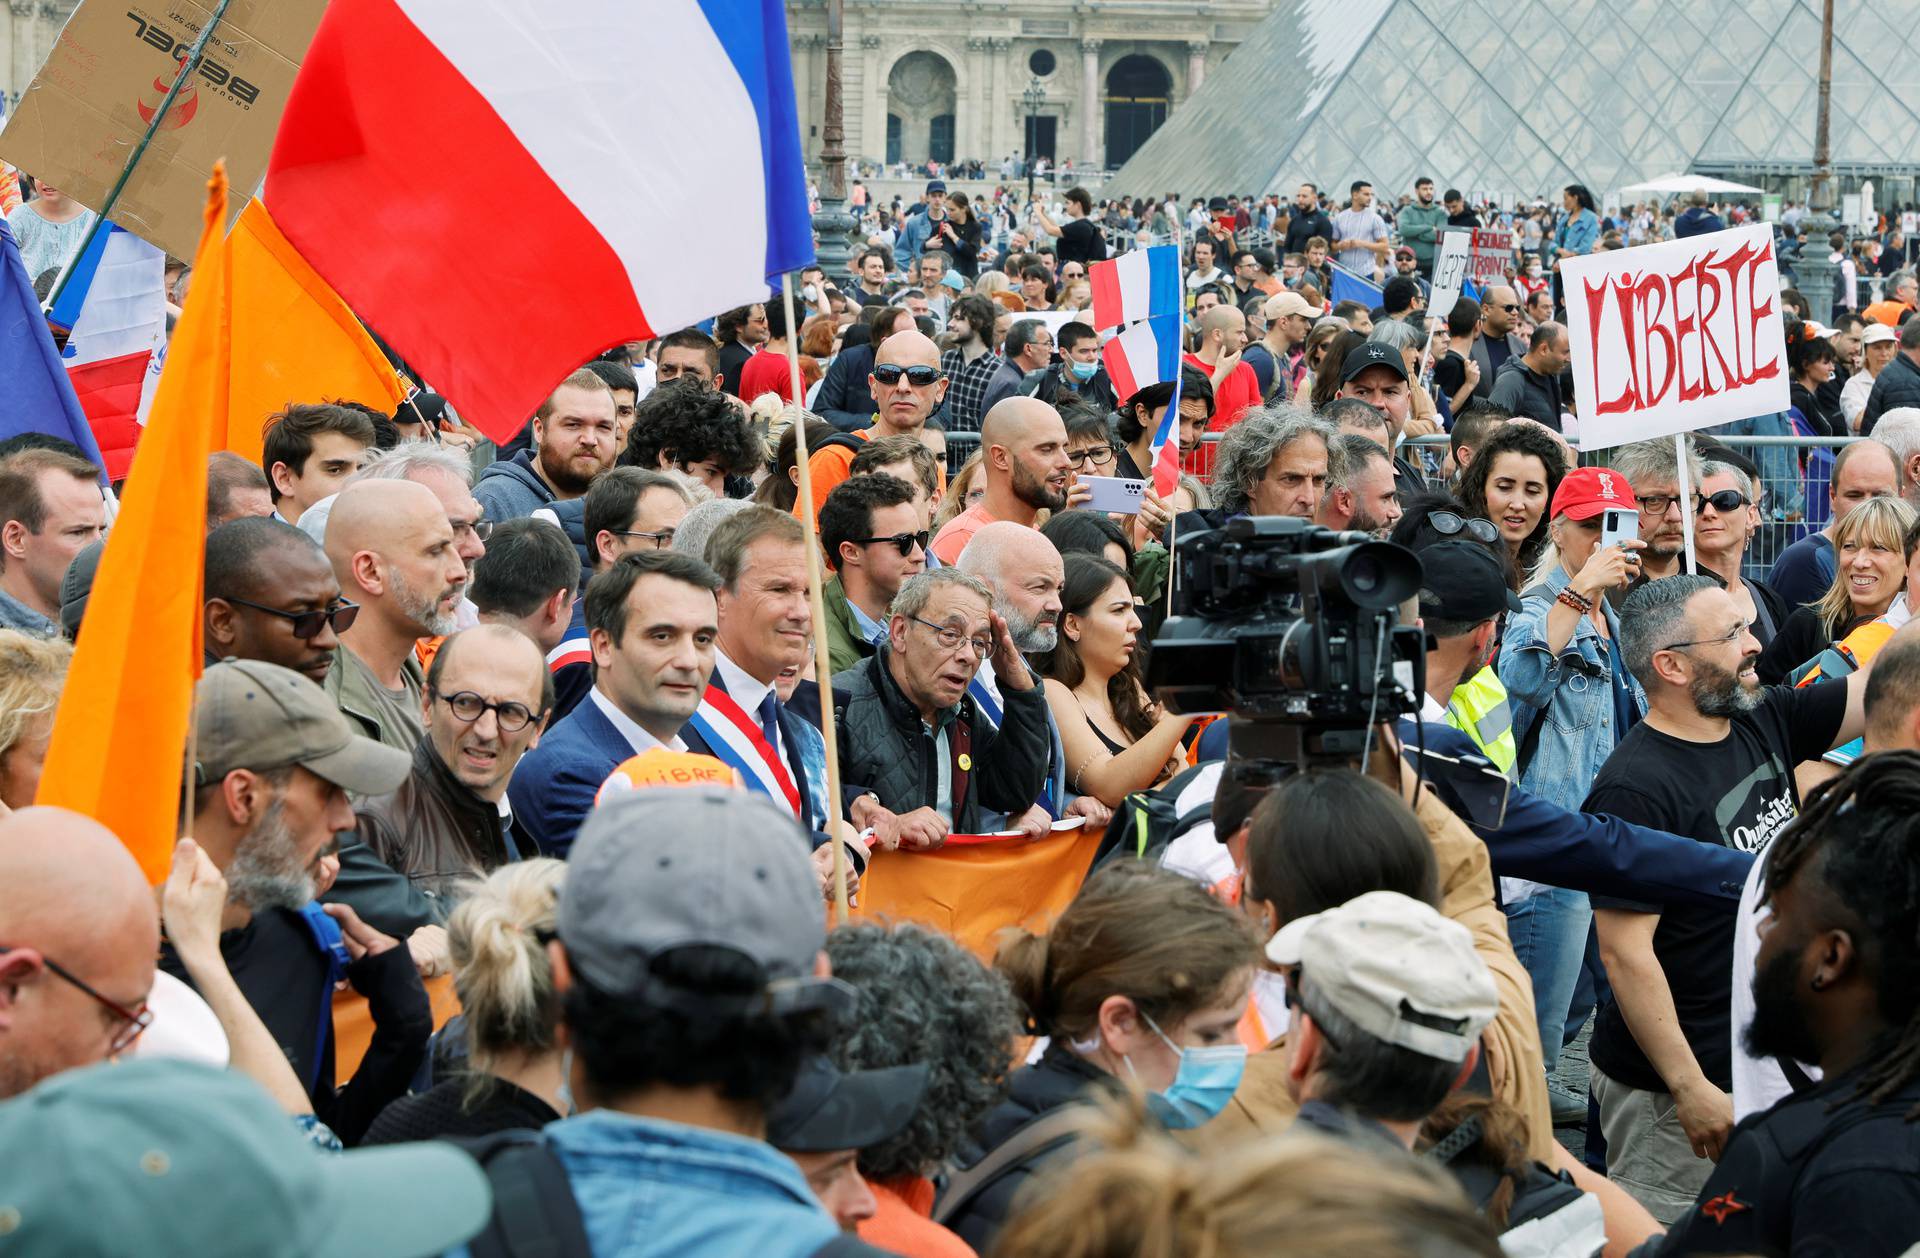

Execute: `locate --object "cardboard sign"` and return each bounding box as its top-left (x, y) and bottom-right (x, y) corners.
top-left (1467, 228), bottom-right (1510, 288)
top-left (1562, 223), bottom-right (1788, 451)
top-left (0, 0), bottom-right (326, 260)
top-left (1429, 230), bottom-right (1472, 319)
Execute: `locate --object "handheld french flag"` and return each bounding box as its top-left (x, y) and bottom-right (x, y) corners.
top-left (45, 224), bottom-right (167, 479)
top-left (1328, 262), bottom-right (1384, 311)
top-left (1089, 245), bottom-right (1180, 333)
top-left (0, 220), bottom-right (108, 471)
top-left (263, 0), bottom-right (814, 443)
top-left (1100, 314), bottom-right (1181, 403)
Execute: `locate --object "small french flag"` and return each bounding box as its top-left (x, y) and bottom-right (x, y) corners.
top-left (1148, 370), bottom-right (1184, 499)
top-left (46, 223), bottom-right (167, 480)
top-left (1100, 314), bottom-right (1181, 402)
top-left (1090, 245), bottom-right (1181, 333)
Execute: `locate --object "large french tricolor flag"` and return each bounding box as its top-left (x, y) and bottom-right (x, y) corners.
top-left (263, 0), bottom-right (814, 443)
top-left (1089, 245), bottom-right (1180, 332)
top-left (46, 224), bottom-right (167, 480)
top-left (0, 220), bottom-right (107, 470)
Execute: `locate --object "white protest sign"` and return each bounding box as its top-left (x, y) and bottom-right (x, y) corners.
top-left (1903, 211), bottom-right (1918, 236)
top-left (1429, 230), bottom-right (1472, 320)
top-left (1562, 223), bottom-right (1788, 452)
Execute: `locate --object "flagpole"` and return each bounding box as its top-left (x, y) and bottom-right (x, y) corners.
top-left (41, 0), bottom-right (238, 313)
top-left (780, 278), bottom-right (851, 924)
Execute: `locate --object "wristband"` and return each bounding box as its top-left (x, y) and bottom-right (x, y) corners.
top-left (1556, 588), bottom-right (1593, 614)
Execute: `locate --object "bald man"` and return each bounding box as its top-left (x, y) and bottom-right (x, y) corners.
top-left (1185, 303), bottom-right (1261, 435)
top-left (931, 397), bottom-right (1074, 564)
top-left (794, 329), bottom-right (952, 531)
top-left (956, 521), bottom-right (1111, 832)
top-left (0, 807), bottom-right (159, 1098)
top-left (324, 479), bottom-right (470, 752)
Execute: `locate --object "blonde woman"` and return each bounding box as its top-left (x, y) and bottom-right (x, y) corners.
top-left (935, 449), bottom-right (987, 531)
top-left (1758, 495), bottom-right (1918, 684)
top-left (362, 859), bottom-right (569, 1144)
top-left (0, 629), bottom-right (71, 812)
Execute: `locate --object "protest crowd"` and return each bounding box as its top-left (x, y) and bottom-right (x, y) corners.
top-left (9, 11), bottom-right (1920, 1257)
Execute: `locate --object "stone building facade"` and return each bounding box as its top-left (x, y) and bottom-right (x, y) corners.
top-left (2, 0), bottom-right (75, 113)
top-left (785, 0), bottom-right (1277, 173)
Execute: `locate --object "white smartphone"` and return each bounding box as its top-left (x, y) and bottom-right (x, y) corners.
top-left (1077, 475), bottom-right (1146, 514)
top-left (1598, 507), bottom-right (1637, 552)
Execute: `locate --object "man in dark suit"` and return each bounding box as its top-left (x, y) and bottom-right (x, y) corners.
top-left (508, 550), bottom-right (722, 858)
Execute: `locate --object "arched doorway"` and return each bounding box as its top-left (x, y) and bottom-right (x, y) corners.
top-left (887, 51), bottom-right (957, 167)
top-left (1105, 54), bottom-right (1171, 168)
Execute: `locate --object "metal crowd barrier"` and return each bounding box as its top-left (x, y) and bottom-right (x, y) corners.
top-left (940, 428), bottom-right (1857, 578)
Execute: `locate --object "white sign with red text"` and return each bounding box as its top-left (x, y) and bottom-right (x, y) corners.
top-left (1561, 223), bottom-right (1788, 451)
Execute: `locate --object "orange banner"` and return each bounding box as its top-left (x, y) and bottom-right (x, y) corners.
top-left (854, 827), bottom-right (1103, 961)
top-left (332, 973), bottom-right (462, 1087)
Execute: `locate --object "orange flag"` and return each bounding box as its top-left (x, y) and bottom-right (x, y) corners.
top-left (221, 197), bottom-right (408, 463)
top-left (854, 829), bottom-right (1103, 962)
top-left (35, 166), bottom-right (230, 883)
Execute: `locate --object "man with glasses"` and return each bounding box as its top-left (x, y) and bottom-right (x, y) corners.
top-left (323, 480), bottom-right (472, 754)
top-left (0, 806), bottom-right (160, 1098)
top-left (178, 658), bottom-right (420, 1143)
top-left (982, 319), bottom-right (1053, 419)
top-left (511, 550), bottom-right (723, 859)
top-left (1469, 285), bottom-right (1529, 402)
top-left (796, 329), bottom-right (950, 532)
top-left (831, 568), bottom-right (1049, 843)
top-left (1614, 438), bottom-right (1706, 583)
top-left (205, 517), bottom-right (356, 687)
top-left (354, 625), bottom-right (548, 902)
top-left (819, 475), bottom-right (926, 675)
top-left (1584, 574), bottom-right (1869, 1224)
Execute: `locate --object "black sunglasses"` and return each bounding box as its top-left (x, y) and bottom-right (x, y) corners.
top-left (872, 364), bottom-right (944, 387)
top-left (1427, 510), bottom-right (1500, 544)
top-left (222, 596), bottom-right (360, 640)
top-left (1695, 489), bottom-right (1749, 514)
top-left (851, 530), bottom-right (930, 557)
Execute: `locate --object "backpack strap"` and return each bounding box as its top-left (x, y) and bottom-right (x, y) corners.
top-left (454, 1131), bottom-right (594, 1258)
top-left (933, 1105), bottom-right (1086, 1228)
top-left (295, 902), bottom-right (351, 1095)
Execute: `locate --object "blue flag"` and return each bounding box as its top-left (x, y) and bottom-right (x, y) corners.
top-left (0, 219), bottom-right (107, 467)
top-left (1328, 262), bottom-right (1384, 310)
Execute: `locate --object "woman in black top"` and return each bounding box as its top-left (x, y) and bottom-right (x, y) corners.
top-left (1758, 495), bottom-right (1916, 685)
top-left (1788, 327), bottom-right (1845, 438)
top-left (363, 860), bottom-right (569, 1145)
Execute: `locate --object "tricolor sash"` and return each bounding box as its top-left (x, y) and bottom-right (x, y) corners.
top-left (685, 684), bottom-right (803, 817)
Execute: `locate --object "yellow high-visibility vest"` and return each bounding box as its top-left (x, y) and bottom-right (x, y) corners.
top-left (1446, 665), bottom-right (1517, 775)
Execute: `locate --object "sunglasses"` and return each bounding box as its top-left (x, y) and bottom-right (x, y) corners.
top-left (851, 530), bottom-right (930, 557)
top-left (1426, 510), bottom-right (1500, 544)
top-left (872, 364), bottom-right (944, 387)
top-left (1, 944), bottom-right (152, 1053)
top-left (1695, 489), bottom-right (1749, 514)
top-left (222, 596), bottom-right (360, 640)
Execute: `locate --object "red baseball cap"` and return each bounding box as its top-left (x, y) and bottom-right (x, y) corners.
top-left (1550, 466), bottom-right (1636, 521)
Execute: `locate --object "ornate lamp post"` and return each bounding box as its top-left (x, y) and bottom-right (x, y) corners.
top-left (1797, 0), bottom-right (1840, 324)
top-left (1022, 77), bottom-right (1045, 204)
top-left (810, 0), bottom-right (858, 274)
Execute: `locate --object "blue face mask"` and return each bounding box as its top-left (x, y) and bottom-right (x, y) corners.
top-left (1134, 1014), bottom-right (1248, 1129)
top-left (1068, 359), bottom-right (1099, 382)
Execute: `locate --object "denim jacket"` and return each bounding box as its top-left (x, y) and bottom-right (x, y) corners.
top-left (498, 1110), bottom-right (843, 1258)
top-left (1499, 564), bottom-right (1645, 812)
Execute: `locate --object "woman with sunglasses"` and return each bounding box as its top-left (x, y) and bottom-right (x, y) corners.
top-left (1457, 422), bottom-right (1567, 587)
top-left (1757, 494), bottom-right (1917, 685)
top-left (1035, 556), bottom-right (1194, 808)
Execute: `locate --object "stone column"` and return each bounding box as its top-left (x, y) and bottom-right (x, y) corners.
top-left (792, 33), bottom-right (818, 161)
top-left (961, 36), bottom-right (989, 163)
top-left (1188, 41), bottom-right (1209, 97)
top-left (988, 36), bottom-right (1010, 160)
top-left (1079, 39), bottom-right (1101, 170)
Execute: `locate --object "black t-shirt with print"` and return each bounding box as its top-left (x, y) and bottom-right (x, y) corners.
top-left (1583, 681), bottom-right (1846, 1093)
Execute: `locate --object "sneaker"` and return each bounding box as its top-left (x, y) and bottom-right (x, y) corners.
top-left (1548, 1082), bottom-right (1587, 1127)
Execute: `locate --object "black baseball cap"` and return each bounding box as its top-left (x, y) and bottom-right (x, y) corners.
top-left (1340, 341), bottom-right (1411, 385)
top-left (766, 1056), bottom-right (930, 1153)
top-left (1417, 540), bottom-right (1522, 622)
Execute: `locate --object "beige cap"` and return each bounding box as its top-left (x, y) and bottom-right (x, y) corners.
top-left (1863, 322), bottom-right (1899, 346)
top-left (195, 658), bottom-right (409, 795)
top-left (1266, 890), bottom-right (1498, 1062)
top-left (1263, 290), bottom-right (1317, 322)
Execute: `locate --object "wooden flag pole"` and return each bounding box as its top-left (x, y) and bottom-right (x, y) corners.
top-left (780, 279), bottom-right (851, 924)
